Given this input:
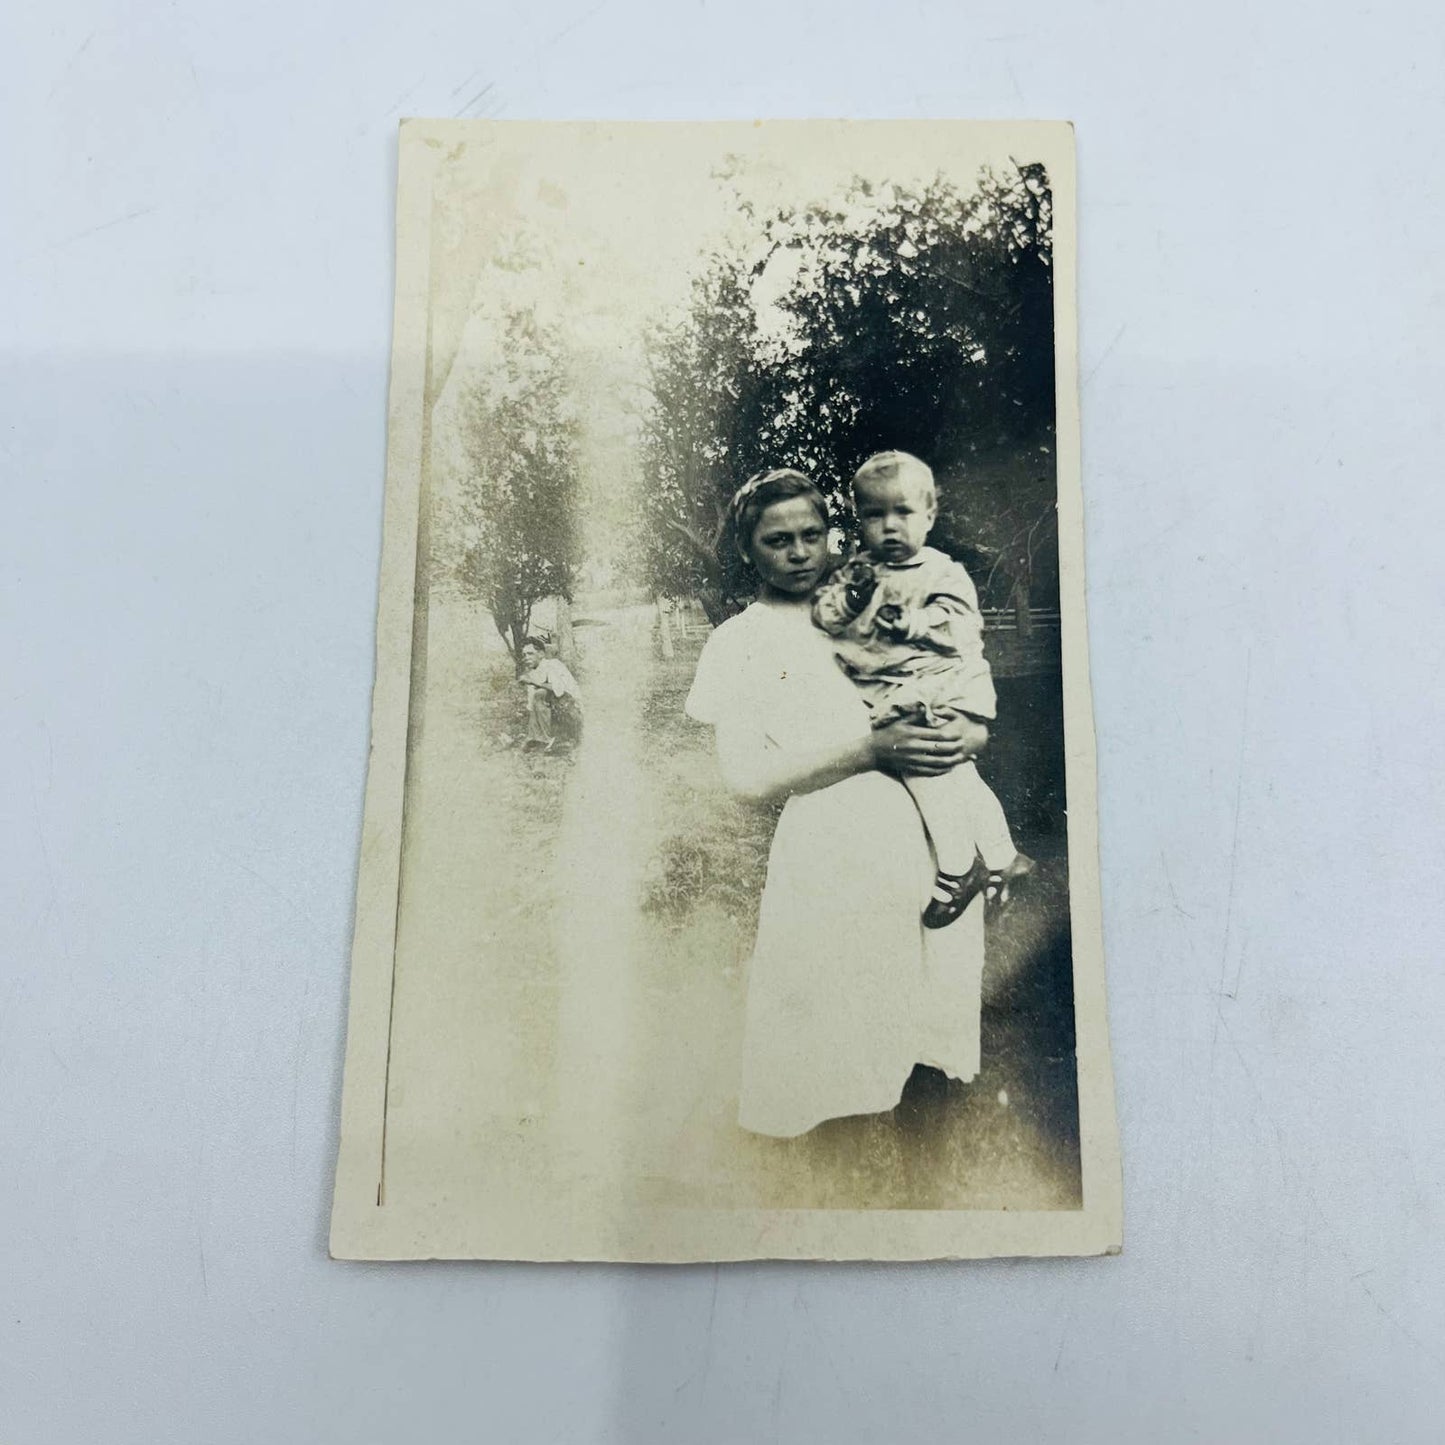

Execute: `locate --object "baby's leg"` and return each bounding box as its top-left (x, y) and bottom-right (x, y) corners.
top-left (952, 762), bottom-right (1019, 870)
top-left (952, 762), bottom-right (1038, 916)
top-left (900, 769), bottom-right (980, 875)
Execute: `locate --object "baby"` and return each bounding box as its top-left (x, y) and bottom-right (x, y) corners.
top-left (812, 451), bottom-right (1034, 927)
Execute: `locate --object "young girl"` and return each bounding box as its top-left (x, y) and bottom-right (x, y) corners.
top-left (812, 451), bottom-right (1035, 927)
top-left (685, 468), bottom-right (989, 1136)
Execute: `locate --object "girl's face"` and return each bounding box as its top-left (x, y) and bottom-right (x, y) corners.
top-left (746, 496), bottom-right (829, 599)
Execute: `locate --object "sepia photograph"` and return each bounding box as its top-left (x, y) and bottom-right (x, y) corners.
top-left (331, 119), bottom-right (1119, 1260)
top-left (17, 1), bottom-right (1445, 1433)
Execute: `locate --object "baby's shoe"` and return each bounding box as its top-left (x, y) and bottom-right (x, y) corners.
top-left (923, 853), bottom-right (991, 929)
top-left (985, 853), bottom-right (1038, 919)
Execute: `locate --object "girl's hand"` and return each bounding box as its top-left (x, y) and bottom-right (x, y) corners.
top-left (871, 713), bottom-right (989, 777)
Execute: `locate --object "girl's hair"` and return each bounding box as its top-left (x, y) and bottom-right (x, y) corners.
top-left (717, 469), bottom-right (829, 591)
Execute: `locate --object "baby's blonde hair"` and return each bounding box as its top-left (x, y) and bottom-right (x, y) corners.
top-left (850, 450), bottom-right (937, 506)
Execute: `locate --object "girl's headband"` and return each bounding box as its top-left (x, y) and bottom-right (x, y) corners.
top-left (725, 468), bottom-right (819, 536)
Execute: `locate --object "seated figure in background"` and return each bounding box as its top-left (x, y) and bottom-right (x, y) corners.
top-left (517, 636), bottom-right (583, 752)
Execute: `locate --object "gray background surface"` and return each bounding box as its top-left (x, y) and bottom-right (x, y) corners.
top-left (3, 2), bottom-right (1443, 1440)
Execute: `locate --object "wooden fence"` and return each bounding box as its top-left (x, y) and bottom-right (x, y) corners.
top-left (979, 607), bottom-right (1062, 679)
top-left (660, 598), bottom-right (1061, 678)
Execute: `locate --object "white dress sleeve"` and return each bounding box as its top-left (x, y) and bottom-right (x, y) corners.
top-left (684, 614), bottom-right (748, 725)
top-left (684, 610), bottom-right (790, 799)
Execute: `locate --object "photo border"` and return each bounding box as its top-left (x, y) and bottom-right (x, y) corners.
top-left (330, 118), bottom-right (1122, 1261)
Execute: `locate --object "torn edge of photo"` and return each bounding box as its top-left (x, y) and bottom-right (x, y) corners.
top-left (329, 118), bottom-right (1121, 1262)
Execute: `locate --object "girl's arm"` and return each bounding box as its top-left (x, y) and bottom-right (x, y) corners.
top-left (712, 713), bottom-right (984, 804)
top-left (713, 722), bottom-right (875, 803)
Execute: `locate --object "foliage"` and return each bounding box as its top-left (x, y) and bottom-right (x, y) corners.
top-left (636, 162), bottom-right (1059, 617)
top-left (634, 261), bottom-right (777, 622)
top-left (640, 833), bottom-right (770, 926)
top-left (453, 309), bottom-right (583, 664)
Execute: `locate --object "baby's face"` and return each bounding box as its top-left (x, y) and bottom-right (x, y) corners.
top-left (855, 475), bottom-right (936, 563)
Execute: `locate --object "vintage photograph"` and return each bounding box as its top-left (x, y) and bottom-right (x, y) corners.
top-left (331, 120), bottom-right (1120, 1260)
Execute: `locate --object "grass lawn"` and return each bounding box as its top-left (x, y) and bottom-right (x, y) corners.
top-left (388, 597), bottom-right (1082, 1212)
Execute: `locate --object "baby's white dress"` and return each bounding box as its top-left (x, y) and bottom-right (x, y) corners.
top-left (686, 599), bottom-right (986, 1138)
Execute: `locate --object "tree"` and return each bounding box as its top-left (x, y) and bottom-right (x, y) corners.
top-left (453, 308), bottom-right (582, 666)
top-left (633, 260), bottom-right (780, 623)
top-left (635, 162), bottom-right (1059, 617)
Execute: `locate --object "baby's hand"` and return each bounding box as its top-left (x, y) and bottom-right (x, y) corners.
top-left (874, 602), bottom-right (911, 638)
top-left (839, 558), bottom-right (877, 615)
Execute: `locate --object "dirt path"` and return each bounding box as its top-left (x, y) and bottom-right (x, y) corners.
top-left (545, 605), bottom-right (658, 1198)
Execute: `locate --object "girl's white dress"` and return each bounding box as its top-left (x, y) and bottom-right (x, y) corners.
top-left (686, 599), bottom-right (986, 1138)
